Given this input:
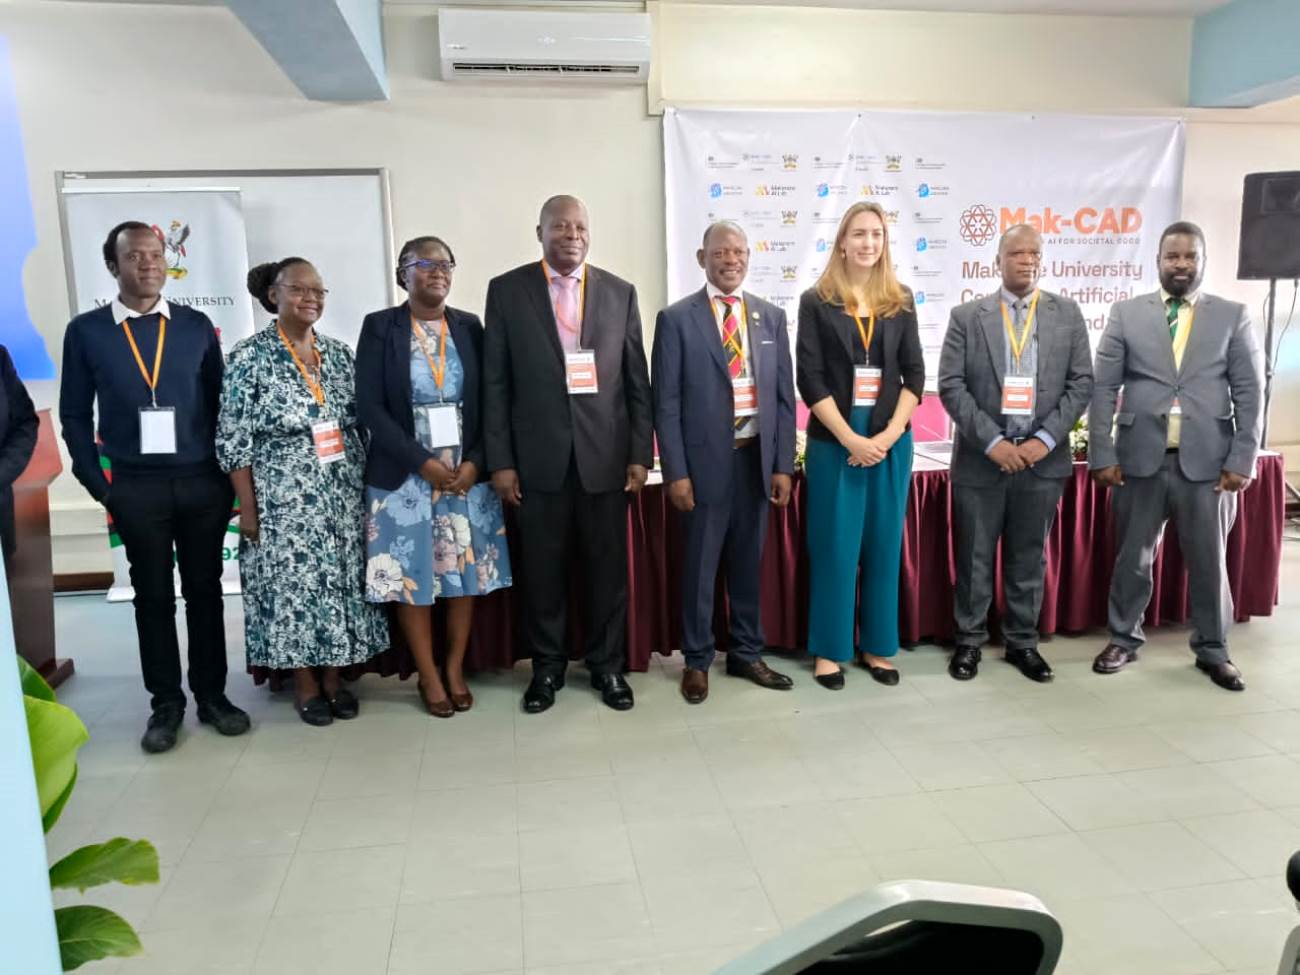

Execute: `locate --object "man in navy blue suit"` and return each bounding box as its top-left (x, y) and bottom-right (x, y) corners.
top-left (652, 221), bottom-right (797, 704)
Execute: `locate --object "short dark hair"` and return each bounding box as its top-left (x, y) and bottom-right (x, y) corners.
top-left (246, 257), bottom-right (311, 314)
top-left (395, 236), bottom-right (456, 292)
top-left (1159, 221), bottom-right (1206, 252)
top-left (102, 220), bottom-right (154, 270)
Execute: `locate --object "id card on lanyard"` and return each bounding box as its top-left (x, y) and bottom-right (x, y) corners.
top-left (122, 316), bottom-right (177, 455)
top-left (851, 310), bottom-right (880, 406)
top-left (279, 324), bottom-right (341, 466)
top-left (1001, 292), bottom-right (1040, 417)
top-left (543, 261), bottom-right (599, 396)
top-left (412, 316), bottom-right (463, 448)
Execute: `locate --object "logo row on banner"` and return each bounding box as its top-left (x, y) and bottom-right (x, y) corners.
top-left (663, 108), bottom-right (1186, 384)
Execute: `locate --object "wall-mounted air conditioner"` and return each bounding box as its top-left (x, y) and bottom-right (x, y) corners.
top-left (437, 9), bottom-right (652, 84)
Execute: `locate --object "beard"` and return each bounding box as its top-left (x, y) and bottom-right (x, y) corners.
top-left (1161, 271), bottom-right (1200, 297)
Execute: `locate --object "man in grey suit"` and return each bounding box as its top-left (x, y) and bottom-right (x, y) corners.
top-left (1089, 221), bottom-right (1264, 691)
top-left (939, 225), bottom-right (1094, 682)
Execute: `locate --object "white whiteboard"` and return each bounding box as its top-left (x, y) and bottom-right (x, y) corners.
top-left (56, 169), bottom-right (395, 349)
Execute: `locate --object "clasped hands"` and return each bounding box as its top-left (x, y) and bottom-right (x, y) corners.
top-left (421, 457), bottom-right (478, 495)
top-left (844, 430), bottom-right (900, 468)
top-left (989, 437), bottom-right (1049, 475)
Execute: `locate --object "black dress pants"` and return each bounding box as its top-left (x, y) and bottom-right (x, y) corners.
top-left (108, 470), bottom-right (233, 709)
top-left (514, 456), bottom-right (627, 679)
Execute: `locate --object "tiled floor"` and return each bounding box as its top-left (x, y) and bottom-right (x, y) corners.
top-left (48, 540), bottom-right (1300, 975)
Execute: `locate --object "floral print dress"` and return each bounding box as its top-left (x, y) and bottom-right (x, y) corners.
top-left (364, 325), bottom-right (511, 605)
top-left (216, 325), bottom-right (388, 669)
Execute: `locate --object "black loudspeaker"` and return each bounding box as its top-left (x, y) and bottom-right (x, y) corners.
top-left (1238, 171), bottom-right (1300, 280)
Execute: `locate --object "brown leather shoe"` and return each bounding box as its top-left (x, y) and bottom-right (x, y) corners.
top-left (1196, 658), bottom-right (1245, 692)
top-left (725, 657), bottom-right (794, 690)
top-left (1093, 643), bottom-right (1138, 675)
top-left (681, 668), bottom-right (709, 704)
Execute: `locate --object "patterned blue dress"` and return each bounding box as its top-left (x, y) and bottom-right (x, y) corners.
top-left (363, 325), bottom-right (512, 605)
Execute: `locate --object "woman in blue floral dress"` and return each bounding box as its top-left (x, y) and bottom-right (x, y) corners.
top-left (217, 258), bottom-right (388, 726)
top-left (357, 237), bottom-right (511, 717)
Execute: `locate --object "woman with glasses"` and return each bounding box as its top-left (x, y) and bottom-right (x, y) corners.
top-left (357, 237), bottom-right (511, 717)
top-left (217, 257), bottom-right (387, 725)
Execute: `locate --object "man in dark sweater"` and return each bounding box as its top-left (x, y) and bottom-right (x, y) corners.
top-left (59, 221), bottom-right (248, 752)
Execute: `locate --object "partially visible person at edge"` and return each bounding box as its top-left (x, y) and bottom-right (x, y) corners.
top-left (59, 220), bottom-right (248, 753)
top-left (356, 236), bottom-right (512, 718)
top-left (216, 258), bottom-right (387, 726)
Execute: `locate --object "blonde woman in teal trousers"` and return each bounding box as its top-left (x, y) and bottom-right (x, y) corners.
top-left (796, 201), bottom-right (925, 689)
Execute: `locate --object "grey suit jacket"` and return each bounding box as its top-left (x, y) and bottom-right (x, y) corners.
top-left (938, 289), bottom-right (1094, 487)
top-left (1087, 291), bottom-right (1264, 481)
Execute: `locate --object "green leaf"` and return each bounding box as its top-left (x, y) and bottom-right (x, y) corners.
top-left (50, 838), bottom-right (159, 892)
top-left (23, 695), bottom-right (88, 829)
top-left (43, 764), bottom-right (78, 834)
top-left (18, 656), bottom-right (56, 702)
top-left (55, 905), bottom-right (143, 970)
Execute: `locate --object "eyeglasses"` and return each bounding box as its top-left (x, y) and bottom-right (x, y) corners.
top-left (401, 259), bottom-right (456, 275)
top-left (279, 284), bottom-right (329, 300)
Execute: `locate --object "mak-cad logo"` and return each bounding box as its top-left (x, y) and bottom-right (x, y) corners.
top-left (958, 204), bottom-right (999, 246)
top-left (151, 220), bottom-right (191, 279)
top-left (960, 203), bottom-right (1144, 242)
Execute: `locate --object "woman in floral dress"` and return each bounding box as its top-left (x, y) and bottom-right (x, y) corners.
top-left (217, 257), bottom-right (388, 726)
top-left (357, 237), bottom-right (511, 717)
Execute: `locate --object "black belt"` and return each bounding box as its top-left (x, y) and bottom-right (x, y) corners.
top-left (734, 436), bottom-right (758, 450)
top-left (1166, 446), bottom-right (1179, 454)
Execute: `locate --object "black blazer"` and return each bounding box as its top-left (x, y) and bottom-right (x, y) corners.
top-left (796, 288), bottom-right (926, 440)
top-left (355, 302), bottom-right (486, 491)
top-left (0, 346), bottom-right (37, 558)
top-left (483, 261), bottom-right (653, 494)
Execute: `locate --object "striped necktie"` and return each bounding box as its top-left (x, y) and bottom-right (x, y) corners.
top-left (1165, 297), bottom-right (1182, 340)
top-left (719, 296), bottom-right (744, 379)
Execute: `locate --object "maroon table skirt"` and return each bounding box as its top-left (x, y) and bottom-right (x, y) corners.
top-left (251, 454), bottom-right (1285, 682)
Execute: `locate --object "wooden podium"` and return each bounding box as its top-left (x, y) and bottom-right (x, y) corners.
top-left (11, 410), bottom-right (71, 686)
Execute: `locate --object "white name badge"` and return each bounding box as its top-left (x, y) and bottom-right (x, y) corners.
top-left (566, 350), bottom-right (598, 395)
top-left (311, 420), bottom-right (346, 465)
top-left (425, 404), bottom-right (461, 449)
top-left (1170, 398), bottom-right (1183, 416)
top-left (853, 366), bottom-right (882, 407)
top-left (732, 377), bottom-right (758, 417)
top-left (1002, 376), bottom-right (1036, 416)
top-left (138, 407), bottom-right (177, 455)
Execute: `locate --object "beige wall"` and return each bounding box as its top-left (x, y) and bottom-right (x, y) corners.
top-left (4, 1), bottom-right (1299, 573)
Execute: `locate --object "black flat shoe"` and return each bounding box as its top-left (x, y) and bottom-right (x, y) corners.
top-left (814, 669), bottom-right (845, 690)
top-left (591, 672), bottom-right (635, 711)
top-left (949, 646), bottom-right (981, 681)
top-left (297, 696), bottom-right (333, 726)
top-left (328, 688), bottom-right (360, 720)
top-left (867, 664), bottom-right (900, 686)
top-left (523, 674), bottom-right (564, 714)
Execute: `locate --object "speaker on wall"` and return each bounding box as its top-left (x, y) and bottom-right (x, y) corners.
top-left (1238, 171), bottom-right (1300, 280)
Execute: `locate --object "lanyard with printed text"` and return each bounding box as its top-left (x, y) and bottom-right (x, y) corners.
top-left (851, 309), bottom-right (875, 364)
top-left (1001, 290), bottom-right (1041, 371)
top-left (121, 316), bottom-right (166, 407)
top-left (411, 315), bottom-right (448, 393)
top-left (278, 323), bottom-right (325, 406)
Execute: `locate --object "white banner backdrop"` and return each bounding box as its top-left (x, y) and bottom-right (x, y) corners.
top-left (61, 187), bottom-right (253, 600)
top-left (664, 108), bottom-right (1185, 382)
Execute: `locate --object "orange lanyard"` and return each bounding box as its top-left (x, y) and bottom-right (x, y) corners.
top-left (1001, 290), bottom-right (1041, 371)
top-left (851, 310), bottom-right (876, 364)
top-left (121, 316), bottom-right (166, 406)
top-left (541, 260), bottom-right (586, 337)
top-left (277, 322), bottom-right (324, 406)
top-left (411, 315), bottom-right (448, 391)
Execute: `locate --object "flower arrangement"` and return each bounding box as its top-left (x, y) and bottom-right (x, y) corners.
top-left (795, 428), bottom-right (807, 470)
top-left (1069, 415), bottom-right (1089, 462)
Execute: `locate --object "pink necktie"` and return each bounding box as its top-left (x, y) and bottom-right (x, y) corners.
top-left (554, 275), bottom-right (579, 352)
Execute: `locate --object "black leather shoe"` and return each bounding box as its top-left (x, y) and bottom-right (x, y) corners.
top-left (948, 646), bottom-right (981, 681)
top-left (297, 696), bottom-right (333, 726)
top-left (725, 657), bottom-right (794, 690)
top-left (814, 668), bottom-right (845, 690)
top-left (591, 672), bottom-right (635, 711)
top-left (1005, 647), bottom-right (1054, 683)
top-left (523, 674), bottom-right (564, 714)
top-left (1196, 658), bottom-right (1245, 692)
top-left (141, 703), bottom-right (184, 754)
top-left (196, 695), bottom-right (252, 735)
top-left (328, 688), bottom-right (360, 720)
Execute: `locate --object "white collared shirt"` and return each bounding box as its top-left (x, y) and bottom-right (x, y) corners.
top-left (704, 282), bottom-right (758, 438)
top-left (111, 296), bottom-right (171, 323)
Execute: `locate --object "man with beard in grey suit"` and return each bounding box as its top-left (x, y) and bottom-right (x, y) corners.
top-left (1089, 221), bottom-right (1264, 691)
top-left (939, 224), bottom-right (1093, 683)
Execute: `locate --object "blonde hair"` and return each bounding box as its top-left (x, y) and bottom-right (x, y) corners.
top-left (813, 201), bottom-right (911, 317)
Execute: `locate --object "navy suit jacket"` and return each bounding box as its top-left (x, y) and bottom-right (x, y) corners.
top-left (652, 288), bottom-right (796, 504)
top-left (355, 302), bottom-right (486, 491)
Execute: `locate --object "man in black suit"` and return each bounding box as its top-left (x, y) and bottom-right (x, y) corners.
top-left (484, 195), bottom-right (653, 713)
